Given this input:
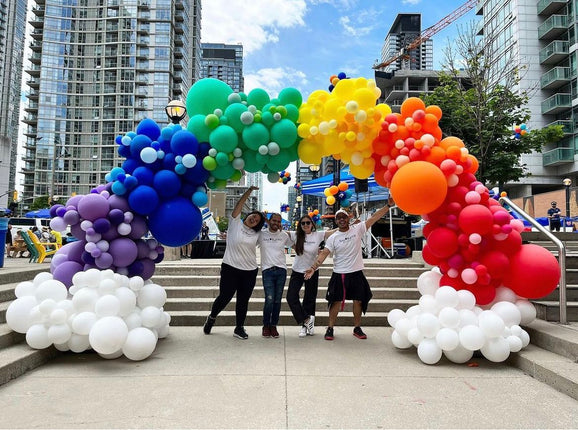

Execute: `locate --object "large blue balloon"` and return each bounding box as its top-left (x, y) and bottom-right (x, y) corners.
top-left (128, 185), bottom-right (159, 215)
top-left (153, 170), bottom-right (181, 198)
top-left (129, 135), bottom-right (153, 158)
top-left (136, 118), bottom-right (161, 141)
top-left (132, 166), bottom-right (154, 186)
top-left (148, 197), bottom-right (202, 247)
top-left (170, 130), bottom-right (199, 156)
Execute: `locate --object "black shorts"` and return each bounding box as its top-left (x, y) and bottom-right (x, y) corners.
top-left (326, 270), bottom-right (373, 313)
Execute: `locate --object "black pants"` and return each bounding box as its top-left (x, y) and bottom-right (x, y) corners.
top-left (286, 270), bottom-right (319, 325)
top-left (210, 263), bottom-right (258, 328)
top-left (550, 219), bottom-right (561, 232)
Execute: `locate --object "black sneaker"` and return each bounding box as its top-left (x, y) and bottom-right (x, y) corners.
top-left (353, 326), bottom-right (367, 339)
top-left (324, 327), bottom-right (334, 341)
top-left (203, 315), bottom-right (215, 335)
top-left (234, 326), bottom-right (248, 340)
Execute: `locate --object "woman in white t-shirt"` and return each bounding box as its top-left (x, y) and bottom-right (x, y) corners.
top-left (203, 186), bottom-right (265, 340)
top-left (286, 215), bottom-right (336, 338)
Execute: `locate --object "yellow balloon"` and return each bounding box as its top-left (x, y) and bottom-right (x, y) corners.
top-left (326, 195), bottom-right (336, 205)
top-left (332, 78), bottom-right (355, 100)
top-left (297, 123), bottom-right (310, 138)
top-left (353, 88), bottom-right (377, 110)
top-left (324, 188), bottom-right (332, 197)
top-left (375, 103), bottom-right (392, 118)
top-left (297, 140), bottom-right (323, 164)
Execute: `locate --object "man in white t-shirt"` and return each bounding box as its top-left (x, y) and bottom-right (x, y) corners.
top-left (259, 213), bottom-right (292, 338)
top-left (305, 203), bottom-right (391, 340)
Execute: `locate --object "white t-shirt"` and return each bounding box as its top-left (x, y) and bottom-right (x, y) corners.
top-left (324, 222), bottom-right (366, 274)
top-left (259, 229), bottom-right (292, 270)
top-left (289, 231), bottom-right (326, 273)
top-left (222, 215), bottom-right (261, 271)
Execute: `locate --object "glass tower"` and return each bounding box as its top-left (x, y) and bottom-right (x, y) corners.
top-left (22, 0), bottom-right (201, 204)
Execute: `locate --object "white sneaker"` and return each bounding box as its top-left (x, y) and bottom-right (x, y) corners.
top-left (306, 315), bottom-right (315, 336)
top-left (299, 326), bottom-right (307, 338)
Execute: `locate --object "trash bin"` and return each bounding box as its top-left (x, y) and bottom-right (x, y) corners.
top-left (0, 218), bottom-right (8, 268)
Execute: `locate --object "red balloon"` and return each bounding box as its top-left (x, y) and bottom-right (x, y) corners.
top-left (465, 284), bottom-right (496, 305)
top-left (489, 230), bottom-right (522, 255)
top-left (502, 244), bottom-right (560, 299)
top-left (426, 227), bottom-right (458, 258)
top-left (479, 250), bottom-right (509, 278)
top-left (439, 274), bottom-right (467, 290)
top-left (422, 244), bottom-right (442, 266)
top-left (458, 204), bottom-right (494, 234)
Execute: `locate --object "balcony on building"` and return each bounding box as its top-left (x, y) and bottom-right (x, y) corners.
top-left (541, 93), bottom-right (571, 114)
top-left (545, 119), bottom-right (574, 135)
top-left (174, 24), bottom-right (184, 34)
top-left (175, 0), bottom-right (184, 10)
top-left (539, 40), bottom-right (569, 64)
top-left (107, 0), bottom-right (119, 8)
top-left (31, 30), bottom-right (43, 40)
top-left (476, 18), bottom-right (484, 36)
top-left (537, 0), bottom-right (567, 15)
top-left (137, 0), bottom-right (150, 9)
top-left (24, 102), bottom-right (38, 113)
top-left (542, 146), bottom-right (574, 166)
top-left (538, 15), bottom-right (568, 40)
top-left (540, 66), bottom-right (570, 89)
top-left (30, 17), bottom-right (43, 29)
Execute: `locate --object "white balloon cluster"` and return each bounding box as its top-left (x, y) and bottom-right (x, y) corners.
top-left (388, 269), bottom-right (536, 365)
top-left (6, 269), bottom-right (170, 361)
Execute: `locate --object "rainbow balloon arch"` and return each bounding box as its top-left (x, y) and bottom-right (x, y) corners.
top-left (6, 76), bottom-right (560, 364)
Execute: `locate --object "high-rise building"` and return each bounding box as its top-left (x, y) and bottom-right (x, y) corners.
top-left (0, 0), bottom-right (28, 207)
top-left (379, 13), bottom-right (433, 73)
top-left (200, 42), bottom-right (261, 214)
top-left (21, 0), bottom-right (201, 205)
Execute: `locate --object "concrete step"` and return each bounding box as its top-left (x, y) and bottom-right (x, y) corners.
top-left (0, 343), bottom-right (60, 387)
top-left (164, 297), bottom-right (417, 313)
top-left (532, 301), bottom-right (578, 322)
top-left (542, 285), bottom-right (578, 301)
top-left (0, 324), bottom-right (24, 350)
top-left (0, 301), bottom-right (9, 324)
top-left (169, 310), bottom-right (392, 327)
top-left (0, 283), bottom-right (18, 303)
top-left (522, 319), bottom-right (578, 362)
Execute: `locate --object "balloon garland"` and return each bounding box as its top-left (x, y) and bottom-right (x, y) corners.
top-left (307, 209), bottom-right (322, 226)
top-left (323, 181), bottom-right (352, 207)
top-left (280, 204), bottom-right (291, 213)
top-left (513, 123), bottom-right (528, 139)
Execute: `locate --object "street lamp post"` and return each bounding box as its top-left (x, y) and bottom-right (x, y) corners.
top-left (165, 100), bottom-right (187, 124)
top-left (563, 178), bottom-right (572, 231)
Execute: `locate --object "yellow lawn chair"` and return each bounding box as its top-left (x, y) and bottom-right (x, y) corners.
top-left (26, 230), bottom-right (57, 263)
top-left (51, 230), bottom-right (63, 249)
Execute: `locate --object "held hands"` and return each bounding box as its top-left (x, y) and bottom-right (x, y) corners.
top-left (304, 268), bottom-right (315, 280)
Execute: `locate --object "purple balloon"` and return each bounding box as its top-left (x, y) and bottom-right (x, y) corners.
top-left (93, 218), bottom-right (111, 234)
top-left (63, 210), bottom-right (80, 225)
top-left (140, 258), bottom-right (156, 280)
top-left (70, 223), bottom-right (86, 242)
top-left (101, 227), bottom-right (119, 242)
top-left (52, 261), bottom-right (84, 288)
top-left (50, 253), bottom-right (69, 272)
top-left (77, 193), bottom-right (110, 221)
top-left (50, 217), bottom-right (68, 232)
top-left (82, 251), bottom-right (96, 265)
top-left (66, 240), bottom-right (86, 264)
top-left (109, 208), bottom-right (125, 225)
top-left (128, 215), bottom-right (148, 239)
top-left (127, 260), bottom-right (144, 277)
top-left (95, 252), bottom-right (114, 269)
top-left (108, 238), bottom-right (138, 268)
top-left (65, 195), bottom-right (83, 209)
top-left (108, 194), bottom-right (130, 212)
top-left (136, 240), bottom-right (150, 259)
top-left (50, 204), bottom-right (64, 218)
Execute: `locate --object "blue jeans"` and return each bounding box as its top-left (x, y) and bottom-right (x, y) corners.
top-left (262, 266), bottom-right (287, 326)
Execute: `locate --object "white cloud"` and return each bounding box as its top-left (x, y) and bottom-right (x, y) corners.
top-left (201, 0), bottom-right (308, 54)
top-left (244, 67), bottom-right (309, 97)
top-left (402, 0), bottom-right (422, 4)
top-left (309, 0), bottom-right (358, 9)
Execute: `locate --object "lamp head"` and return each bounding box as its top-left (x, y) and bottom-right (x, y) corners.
top-left (563, 178), bottom-right (572, 187)
top-left (165, 100), bottom-right (187, 124)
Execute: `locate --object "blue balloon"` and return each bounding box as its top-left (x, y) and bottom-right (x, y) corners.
top-left (198, 142), bottom-right (211, 158)
top-left (192, 191), bottom-right (208, 207)
top-left (118, 145), bottom-right (131, 158)
top-left (136, 118), bottom-right (161, 141)
top-left (180, 183), bottom-right (198, 198)
top-left (148, 197), bottom-right (202, 247)
top-left (111, 181), bottom-right (127, 195)
top-left (115, 135), bottom-right (123, 145)
top-left (132, 166), bottom-right (154, 186)
top-left (121, 158), bottom-right (139, 175)
top-left (171, 130), bottom-right (199, 156)
top-left (123, 175), bottom-right (138, 190)
top-left (129, 134), bottom-right (153, 158)
top-left (162, 153), bottom-right (177, 170)
top-left (337, 72), bottom-right (347, 79)
top-left (161, 127), bottom-right (175, 141)
top-left (128, 185), bottom-right (160, 215)
top-left (153, 170), bottom-right (181, 198)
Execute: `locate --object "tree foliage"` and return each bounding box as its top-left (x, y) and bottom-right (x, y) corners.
top-left (30, 195), bottom-right (50, 210)
top-left (423, 22), bottom-right (563, 188)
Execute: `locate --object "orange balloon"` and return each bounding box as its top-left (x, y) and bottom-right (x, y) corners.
top-left (338, 182), bottom-right (348, 191)
top-left (440, 136), bottom-right (465, 149)
top-left (390, 161), bottom-right (448, 215)
top-left (329, 185), bottom-right (339, 195)
top-left (400, 97), bottom-right (426, 118)
top-left (421, 114), bottom-right (439, 132)
top-left (425, 105), bottom-right (443, 120)
top-left (425, 146), bottom-right (446, 166)
top-left (465, 154), bottom-right (479, 174)
top-left (314, 209), bottom-right (319, 215)
top-left (446, 146), bottom-right (461, 161)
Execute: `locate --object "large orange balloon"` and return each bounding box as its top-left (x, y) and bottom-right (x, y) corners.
top-left (400, 97), bottom-right (426, 117)
top-left (390, 161), bottom-right (448, 215)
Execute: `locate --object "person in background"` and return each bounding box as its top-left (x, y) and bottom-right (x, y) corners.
top-left (287, 215), bottom-right (336, 338)
top-left (548, 201), bottom-right (562, 232)
top-left (304, 203), bottom-right (391, 341)
top-left (30, 226), bottom-right (42, 240)
top-left (200, 222), bottom-right (210, 240)
top-left (203, 186), bottom-right (265, 340)
top-left (258, 213), bottom-right (292, 338)
top-left (5, 223), bottom-right (12, 256)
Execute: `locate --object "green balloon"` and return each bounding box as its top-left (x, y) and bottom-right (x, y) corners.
top-left (186, 78), bottom-right (232, 116)
top-left (210, 125), bottom-right (238, 153)
top-left (224, 103), bottom-right (249, 133)
top-left (238, 92), bottom-right (247, 102)
top-left (215, 151), bottom-right (229, 166)
top-left (255, 152), bottom-right (269, 166)
top-left (285, 104), bottom-right (299, 122)
top-left (247, 88), bottom-right (270, 110)
top-left (187, 114), bottom-right (211, 142)
top-left (202, 156), bottom-right (217, 171)
top-left (261, 111), bottom-right (275, 128)
top-left (287, 143), bottom-right (299, 161)
top-left (242, 123), bottom-right (270, 151)
top-left (242, 150), bottom-right (264, 173)
top-left (266, 149), bottom-right (291, 172)
top-left (278, 87), bottom-right (302, 108)
top-left (212, 163), bottom-right (235, 180)
top-left (210, 178), bottom-right (228, 189)
top-left (230, 169), bottom-right (242, 182)
top-left (205, 114), bottom-right (220, 129)
top-left (271, 119), bottom-right (298, 148)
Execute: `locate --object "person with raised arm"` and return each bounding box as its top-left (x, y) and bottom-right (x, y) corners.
top-left (203, 186), bottom-right (265, 340)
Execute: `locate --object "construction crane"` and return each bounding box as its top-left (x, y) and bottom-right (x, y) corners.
top-left (373, 0), bottom-right (477, 70)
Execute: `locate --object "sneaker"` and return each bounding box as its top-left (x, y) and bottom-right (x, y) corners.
top-left (270, 326), bottom-right (280, 338)
top-left (299, 325), bottom-right (307, 338)
top-left (324, 327), bottom-right (334, 341)
top-left (203, 315), bottom-right (215, 335)
top-left (306, 315), bottom-right (315, 336)
top-left (353, 326), bottom-right (367, 339)
top-left (262, 326), bottom-right (271, 338)
top-left (234, 326), bottom-right (248, 340)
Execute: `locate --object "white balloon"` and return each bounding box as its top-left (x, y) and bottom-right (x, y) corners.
top-left (54, 342), bottom-right (70, 352)
top-left (493, 286), bottom-right (517, 303)
top-left (438, 307), bottom-right (460, 328)
top-left (395, 318), bottom-right (413, 337)
top-left (6, 296), bottom-right (38, 333)
top-left (387, 309), bottom-right (405, 328)
top-left (140, 306), bottom-right (162, 328)
top-left (456, 289), bottom-right (476, 310)
top-left (137, 284), bottom-right (167, 308)
top-left (480, 337), bottom-right (510, 362)
top-left (157, 325), bottom-right (170, 339)
top-left (417, 338), bottom-right (442, 365)
top-left (436, 328), bottom-right (459, 351)
top-left (98, 349), bottom-right (123, 360)
top-left (68, 334), bottom-right (91, 353)
top-left (417, 271), bottom-right (441, 296)
top-left (115, 287), bottom-right (137, 317)
top-left (72, 312), bottom-right (98, 335)
top-left (515, 300), bottom-right (536, 325)
top-left (417, 313), bottom-right (440, 339)
top-left (33, 272), bottom-right (54, 287)
top-left (478, 311), bottom-right (505, 338)
top-left (48, 324), bottom-right (72, 344)
top-left (435, 286), bottom-right (459, 308)
top-left (405, 305), bottom-right (421, 319)
top-left (15, 281), bottom-right (36, 298)
top-left (519, 329), bottom-right (530, 348)
top-left (407, 327), bottom-right (424, 346)
top-left (443, 344), bottom-right (474, 364)
top-left (507, 335), bottom-right (523, 352)
top-left (459, 325), bottom-right (485, 351)
top-left (72, 271), bottom-right (86, 287)
top-left (391, 330), bottom-right (413, 349)
top-left (89, 316), bottom-right (128, 355)
top-left (491, 302), bottom-right (521, 327)
top-left (83, 269), bottom-right (102, 288)
top-left (55, 299), bottom-right (75, 316)
top-left (95, 295), bottom-right (121, 317)
top-left (124, 311), bottom-right (143, 331)
top-left (510, 324), bottom-right (523, 337)
top-left (26, 324), bottom-right (51, 349)
top-left (418, 295), bottom-right (437, 313)
top-left (129, 276), bottom-right (145, 292)
top-left (38, 298), bottom-right (57, 316)
top-left (98, 278), bottom-right (119, 296)
top-left (122, 327), bottom-right (158, 361)
top-left (49, 309), bottom-right (68, 325)
top-left (140, 147), bottom-right (157, 164)
top-left (35, 280), bottom-right (68, 303)
top-left (72, 288), bottom-right (99, 312)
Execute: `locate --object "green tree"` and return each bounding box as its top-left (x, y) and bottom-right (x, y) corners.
top-left (423, 22), bottom-right (563, 188)
top-left (30, 195), bottom-right (50, 210)
top-left (217, 217), bottom-right (228, 232)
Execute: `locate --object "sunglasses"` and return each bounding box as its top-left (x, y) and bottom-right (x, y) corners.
top-left (300, 221), bottom-right (312, 225)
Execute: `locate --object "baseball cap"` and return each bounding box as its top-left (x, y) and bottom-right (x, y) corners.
top-left (551, 201), bottom-right (557, 205)
top-left (335, 209), bottom-right (349, 218)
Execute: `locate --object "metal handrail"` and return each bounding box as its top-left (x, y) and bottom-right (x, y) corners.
top-left (499, 196), bottom-right (567, 324)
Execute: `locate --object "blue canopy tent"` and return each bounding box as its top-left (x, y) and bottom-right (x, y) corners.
top-left (25, 208), bottom-right (51, 219)
top-left (300, 167), bottom-right (390, 202)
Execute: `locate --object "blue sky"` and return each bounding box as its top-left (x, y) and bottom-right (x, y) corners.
top-left (201, 0), bottom-right (478, 212)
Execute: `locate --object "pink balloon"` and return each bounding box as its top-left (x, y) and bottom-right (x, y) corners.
top-left (458, 204), bottom-right (494, 235)
top-left (461, 268), bottom-right (478, 285)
